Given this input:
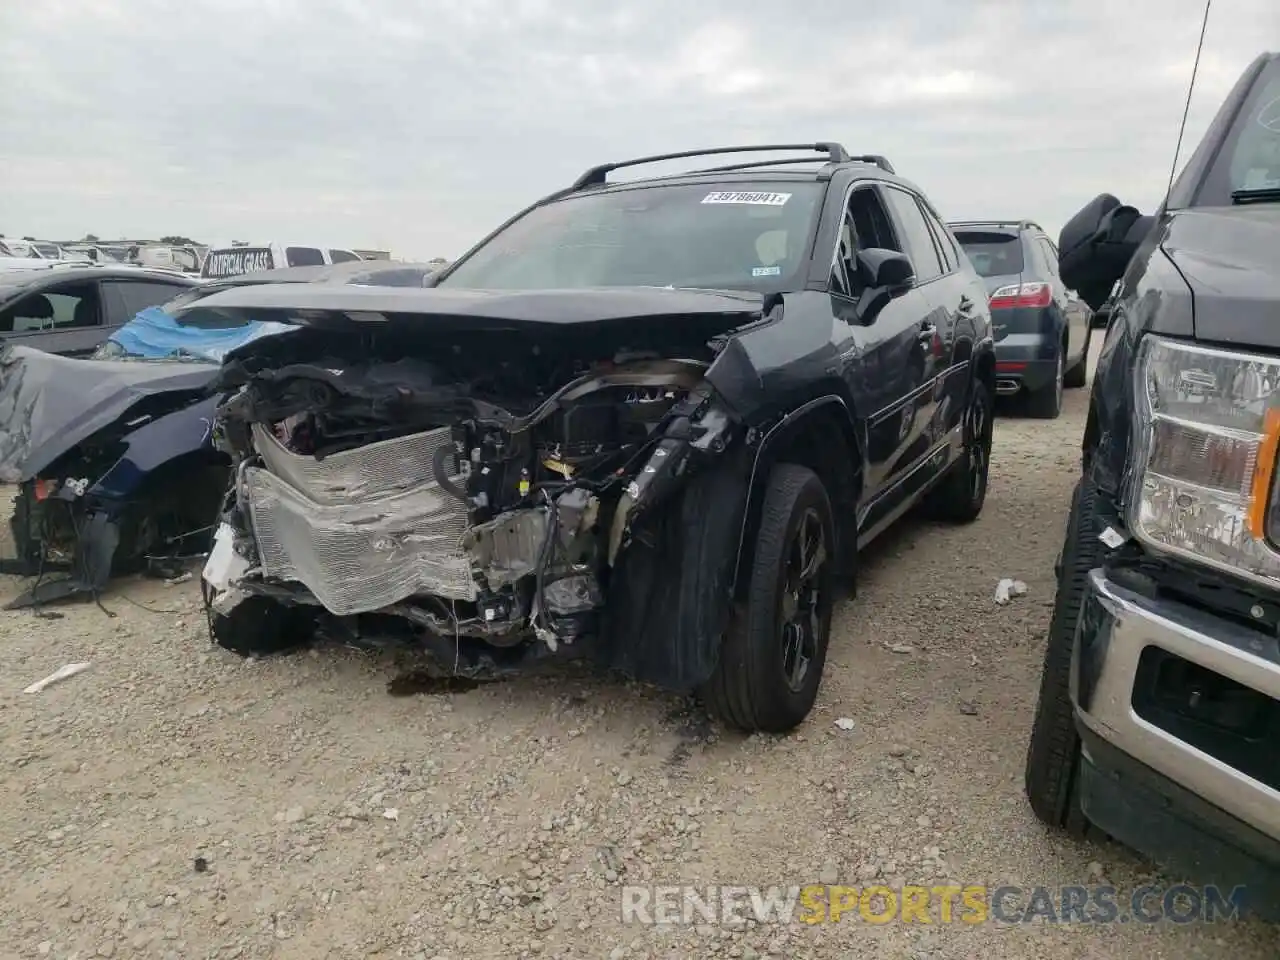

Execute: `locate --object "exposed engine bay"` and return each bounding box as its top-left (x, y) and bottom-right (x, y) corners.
top-left (206, 324), bottom-right (744, 680)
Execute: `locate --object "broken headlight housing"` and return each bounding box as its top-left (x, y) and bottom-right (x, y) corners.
top-left (1126, 334), bottom-right (1280, 588)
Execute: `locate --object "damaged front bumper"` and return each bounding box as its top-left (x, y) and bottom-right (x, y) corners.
top-left (202, 358), bottom-right (741, 682)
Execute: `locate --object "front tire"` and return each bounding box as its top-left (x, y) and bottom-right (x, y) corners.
top-left (702, 464), bottom-right (836, 733)
top-left (1024, 478), bottom-right (1101, 838)
top-left (209, 594), bottom-right (315, 657)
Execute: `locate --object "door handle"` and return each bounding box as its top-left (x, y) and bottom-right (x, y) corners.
top-left (918, 323), bottom-right (937, 342)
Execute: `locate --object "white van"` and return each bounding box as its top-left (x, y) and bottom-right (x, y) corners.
top-left (199, 242), bottom-right (362, 279)
top-left (125, 244), bottom-right (202, 273)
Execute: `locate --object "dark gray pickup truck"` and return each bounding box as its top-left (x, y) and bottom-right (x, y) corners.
top-left (1025, 50), bottom-right (1280, 917)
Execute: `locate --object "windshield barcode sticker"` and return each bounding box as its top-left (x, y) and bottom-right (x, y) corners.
top-left (701, 191), bottom-right (792, 206)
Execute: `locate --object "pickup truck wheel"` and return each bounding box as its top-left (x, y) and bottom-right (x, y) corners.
top-left (1024, 478), bottom-right (1099, 839)
top-left (702, 464), bottom-right (835, 733)
top-left (923, 378), bottom-right (992, 523)
top-left (1027, 349), bottom-right (1064, 419)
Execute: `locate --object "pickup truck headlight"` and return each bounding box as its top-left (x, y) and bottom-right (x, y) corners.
top-left (1128, 334), bottom-right (1280, 586)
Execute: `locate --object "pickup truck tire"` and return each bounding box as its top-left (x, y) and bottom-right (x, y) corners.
top-left (923, 378), bottom-right (992, 523)
top-left (1024, 477), bottom-right (1099, 839)
top-left (1027, 349), bottom-right (1064, 419)
top-left (703, 464), bottom-right (835, 733)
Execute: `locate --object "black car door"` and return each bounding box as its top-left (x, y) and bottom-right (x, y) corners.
top-left (0, 278), bottom-right (108, 356)
top-left (825, 183), bottom-right (936, 541)
top-left (918, 199), bottom-right (983, 444)
top-left (879, 185), bottom-right (950, 453)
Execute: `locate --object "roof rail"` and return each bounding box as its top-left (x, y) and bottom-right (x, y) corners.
top-left (948, 218), bottom-right (1043, 233)
top-left (570, 143), bottom-right (859, 190)
top-left (848, 155), bottom-right (895, 174)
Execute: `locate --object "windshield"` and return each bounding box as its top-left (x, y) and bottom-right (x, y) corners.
top-left (1195, 57), bottom-right (1280, 204)
top-left (953, 230), bottom-right (1024, 277)
top-left (439, 181), bottom-right (824, 291)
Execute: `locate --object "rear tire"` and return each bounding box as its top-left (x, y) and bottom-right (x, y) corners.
top-left (1027, 349), bottom-right (1064, 419)
top-left (702, 464), bottom-right (836, 733)
top-left (1064, 334), bottom-right (1089, 389)
top-left (1024, 478), bottom-right (1100, 839)
top-left (923, 377), bottom-right (993, 523)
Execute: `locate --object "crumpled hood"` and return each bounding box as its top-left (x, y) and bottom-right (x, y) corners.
top-left (0, 344), bottom-right (219, 482)
top-left (194, 284), bottom-right (767, 389)
top-left (1160, 205), bottom-right (1280, 347)
top-left (183, 283), bottom-right (766, 337)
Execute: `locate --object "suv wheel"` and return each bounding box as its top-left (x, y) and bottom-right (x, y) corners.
top-left (923, 377), bottom-right (993, 523)
top-left (1064, 330), bottom-right (1090, 389)
top-left (702, 464), bottom-right (836, 733)
top-left (1027, 348), bottom-right (1064, 419)
top-left (1023, 478), bottom-right (1099, 839)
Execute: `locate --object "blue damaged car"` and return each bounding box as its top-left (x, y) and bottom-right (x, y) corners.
top-left (0, 260), bottom-right (441, 607)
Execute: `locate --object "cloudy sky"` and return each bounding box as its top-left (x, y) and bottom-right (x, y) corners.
top-left (1, 0), bottom-right (1276, 260)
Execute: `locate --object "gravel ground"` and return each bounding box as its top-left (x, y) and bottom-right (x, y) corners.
top-left (2, 341), bottom-right (1276, 960)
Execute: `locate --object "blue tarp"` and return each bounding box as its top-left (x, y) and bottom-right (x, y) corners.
top-left (104, 306), bottom-right (296, 364)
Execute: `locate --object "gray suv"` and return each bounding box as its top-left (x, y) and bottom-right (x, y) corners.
top-left (950, 220), bottom-right (1094, 418)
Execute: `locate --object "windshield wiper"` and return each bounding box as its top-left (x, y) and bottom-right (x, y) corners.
top-left (1230, 187), bottom-right (1280, 205)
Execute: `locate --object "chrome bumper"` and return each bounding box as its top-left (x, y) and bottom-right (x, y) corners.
top-left (1073, 569), bottom-right (1280, 841)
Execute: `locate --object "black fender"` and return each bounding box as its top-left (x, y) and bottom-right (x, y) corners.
top-left (729, 394), bottom-right (863, 601)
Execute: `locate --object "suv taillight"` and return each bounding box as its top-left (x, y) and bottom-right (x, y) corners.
top-left (990, 282), bottom-right (1052, 309)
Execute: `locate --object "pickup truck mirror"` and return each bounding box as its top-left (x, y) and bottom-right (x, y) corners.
top-left (1058, 193), bottom-right (1156, 312)
top-left (852, 248), bottom-right (914, 324)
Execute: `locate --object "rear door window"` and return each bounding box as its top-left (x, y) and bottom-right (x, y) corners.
top-left (328, 249), bottom-right (360, 263)
top-left (919, 204), bottom-right (958, 273)
top-left (286, 246), bottom-right (325, 267)
top-left (953, 230), bottom-right (1024, 278)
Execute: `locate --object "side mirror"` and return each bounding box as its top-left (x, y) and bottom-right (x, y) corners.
top-left (856, 248), bottom-right (915, 292)
top-left (852, 248), bottom-right (914, 324)
top-left (1058, 193), bottom-right (1155, 312)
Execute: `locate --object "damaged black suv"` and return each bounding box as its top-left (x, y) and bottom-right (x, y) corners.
top-left (195, 143), bottom-right (996, 732)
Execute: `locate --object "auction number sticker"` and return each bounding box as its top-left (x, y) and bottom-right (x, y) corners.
top-left (701, 191), bottom-right (792, 206)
